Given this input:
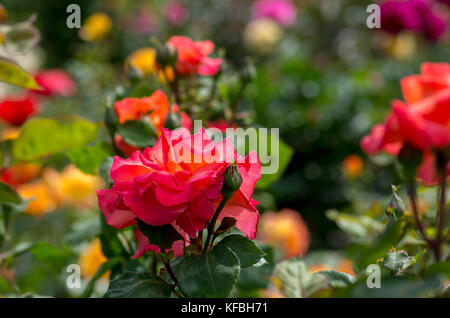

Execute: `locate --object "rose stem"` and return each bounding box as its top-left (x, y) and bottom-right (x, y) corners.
top-left (407, 182), bottom-right (440, 261)
top-left (163, 262), bottom-right (187, 298)
top-left (436, 157), bottom-right (448, 261)
top-left (203, 197), bottom-right (228, 255)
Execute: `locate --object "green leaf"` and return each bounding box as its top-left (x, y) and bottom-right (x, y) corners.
top-left (232, 130), bottom-right (293, 189)
top-left (0, 56), bottom-right (40, 89)
top-left (137, 219), bottom-right (184, 251)
top-left (12, 117), bottom-right (99, 161)
top-left (66, 141), bottom-right (113, 175)
top-left (326, 209), bottom-right (384, 243)
top-left (271, 257), bottom-right (328, 298)
top-left (99, 214), bottom-right (128, 258)
top-left (0, 181), bottom-right (23, 205)
top-left (117, 119), bottom-right (157, 148)
top-left (237, 243), bottom-right (278, 292)
top-left (64, 217), bottom-right (101, 245)
top-left (316, 270), bottom-right (357, 288)
top-left (104, 271), bottom-right (172, 298)
top-left (215, 234), bottom-right (265, 268)
top-left (175, 245), bottom-right (240, 297)
top-left (333, 275), bottom-right (444, 298)
top-left (99, 156), bottom-right (114, 186)
top-left (426, 262), bottom-right (450, 279)
top-left (29, 242), bottom-right (74, 273)
top-left (383, 250), bottom-right (415, 273)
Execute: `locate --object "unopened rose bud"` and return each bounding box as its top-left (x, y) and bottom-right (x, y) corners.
top-left (164, 110), bottom-right (181, 130)
top-left (222, 163), bottom-right (242, 199)
top-left (386, 185), bottom-right (406, 219)
top-left (156, 44), bottom-right (177, 69)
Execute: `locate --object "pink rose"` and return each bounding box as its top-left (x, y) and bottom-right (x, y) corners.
top-left (252, 0), bottom-right (297, 27)
top-left (33, 69), bottom-right (76, 97)
top-left (167, 36), bottom-right (222, 76)
top-left (97, 128), bottom-right (261, 257)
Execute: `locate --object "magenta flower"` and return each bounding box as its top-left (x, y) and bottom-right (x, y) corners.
top-left (252, 0), bottom-right (297, 27)
top-left (165, 0), bottom-right (187, 26)
top-left (380, 0), bottom-right (447, 41)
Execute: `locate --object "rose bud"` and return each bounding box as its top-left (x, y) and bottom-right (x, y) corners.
top-left (222, 162), bottom-right (243, 200)
top-left (386, 185), bottom-right (406, 219)
top-left (163, 109), bottom-right (181, 130)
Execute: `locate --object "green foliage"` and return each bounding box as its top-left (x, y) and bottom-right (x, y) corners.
top-left (333, 275), bottom-right (444, 298)
top-left (214, 235), bottom-right (265, 268)
top-left (0, 181), bottom-right (23, 205)
top-left (29, 242), bottom-right (74, 273)
top-left (352, 218), bottom-right (407, 270)
top-left (326, 209), bottom-right (384, 244)
top-left (0, 56), bottom-right (40, 89)
top-left (117, 118), bottom-right (157, 148)
top-left (66, 141), bottom-right (113, 175)
top-left (104, 271), bottom-right (172, 298)
top-left (99, 215), bottom-right (128, 259)
top-left (233, 129), bottom-right (293, 189)
top-left (12, 117), bottom-right (99, 161)
top-left (271, 257), bottom-right (328, 298)
top-left (382, 250), bottom-right (415, 274)
top-left (82, 257), bottom-right (122, 297)
top-left (175, 237), bottom-right (241, 297)
top-left (137, 219), bottom-right (184, 251)
top-left (99, 156), bottom-right (114, 186)
top-left (317, 270), bottom-right (357, 288)
top-left (237, 244), bottom-right (279, 292)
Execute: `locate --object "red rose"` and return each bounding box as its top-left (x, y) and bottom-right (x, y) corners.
top-left (361, 62), bottom-right (450, 183)
top-left (114, 89), bottom-right (192, 156)
top-left (0, 93), bottom-right (39, 126)
top-left (167, 36), bottom-right (222, 76)
top-left (114, 89), bottom-right (192, 133)
top-left (97, 128), bottom-right (261, 257)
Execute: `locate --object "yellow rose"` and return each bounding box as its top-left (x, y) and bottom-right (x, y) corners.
top-left (243, 18), bottom-right (283, 55)
top-left (79, 239), bottom-right (109, 279)
top-left (79, 13), bottom-right (112, 42)
top-left (17, 182), bottom-right (56, 216)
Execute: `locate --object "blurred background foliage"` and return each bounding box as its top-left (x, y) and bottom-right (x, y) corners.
top-left (0, 0), bottom-right (449, 297)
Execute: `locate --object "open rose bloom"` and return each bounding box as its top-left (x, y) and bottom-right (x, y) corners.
top-left (167, 36), bottom-right (222, 76)
top-left (114, 89), bottom-right (192, 156)
top-left (97, 128), bottom-right (261, 258)
top-left (361, 62), bottom-right (450, 184)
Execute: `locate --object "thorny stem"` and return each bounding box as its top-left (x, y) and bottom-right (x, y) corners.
top-left (407, 182), bottom-right (441, 261)
top-left (203, 196), bottom-right (229, 255)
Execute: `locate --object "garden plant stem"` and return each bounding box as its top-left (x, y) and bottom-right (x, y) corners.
top-left (407, 182), bottom-right (441, 261)
top-left (436, 158), bottom-right (448, 260)
top-left (164, 262), bottom-right (187, 298)
top-left (203, 197), bottom-right (228, 255)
